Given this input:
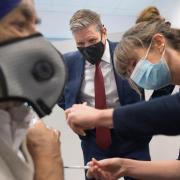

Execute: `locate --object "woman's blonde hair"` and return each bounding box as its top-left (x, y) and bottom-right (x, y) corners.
top-left (136, 6), bottom-right (164, 23)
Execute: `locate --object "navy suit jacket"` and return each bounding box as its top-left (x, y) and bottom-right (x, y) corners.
top-left (58, 41), bottom-right (152, 156)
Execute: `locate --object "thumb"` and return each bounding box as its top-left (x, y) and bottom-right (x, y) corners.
top-left (82, 102), bottom-right (87, 106)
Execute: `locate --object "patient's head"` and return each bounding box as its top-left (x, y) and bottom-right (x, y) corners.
top-left (0, 0), bottom-right (40, 42)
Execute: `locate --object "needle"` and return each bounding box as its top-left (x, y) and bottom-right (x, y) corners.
top-left (64, 165), bottom-right (89, 170)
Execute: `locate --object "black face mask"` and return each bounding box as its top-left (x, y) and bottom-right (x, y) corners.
top-left (78, 41), bottom-right (105, 65)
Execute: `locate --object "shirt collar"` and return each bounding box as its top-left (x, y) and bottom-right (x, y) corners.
top-left (101, 40), bottom-right (111, 64)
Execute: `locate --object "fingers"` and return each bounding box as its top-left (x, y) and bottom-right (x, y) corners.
top-left (67, 118), bottom-right (86, 136)
top-left (74, 128), bottom-right (86, 136)
top-left (92, 158), bottom-right (113, 169)
top-left (82, 102), bottom-right (87, 106)
top-left (87, 159), bottom-right (99, 179)
top-left (65, 105), bottom-right (82, 119)
top-left (32, 120), bottom-right (45, 128)
top-left (65, 102), bottom-right (87, 119)
top-left (72, 102), bottom-right (87, 108)
top-left (65, 103), bottom-right (93, 136)
top-left (53, 129), bottom-right (60, 137)
top-left (87, 164), bottom-right (107, 180)
top-left (51, 128), bottom-right (61, 141)
top-left (70, 125), bottom-right (86, 136)
top-left (65, 108), bottom-right (86, 136)
top-left (65, 108), bottom-right (72, 119)
top-left (65, 107), bottom-right (78, 120)
top-left (87, 158), bottom-right (107, 179)
top-left (92, 158), bottom-right (99, 165)
top-left (29, 120), bottom-right (61, 139)
top-left (86, 165), bottom-right (98, 179)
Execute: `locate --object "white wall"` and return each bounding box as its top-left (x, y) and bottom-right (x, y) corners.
top-left (35, 0), bottom-right (180, 39)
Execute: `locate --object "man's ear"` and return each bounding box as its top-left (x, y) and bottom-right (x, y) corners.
top-left (102, 26), bottom-right (107, 33)
top-left (101, 26), bottom-right (107, 40)
top-left (152, 33), bottom-right (165, 53)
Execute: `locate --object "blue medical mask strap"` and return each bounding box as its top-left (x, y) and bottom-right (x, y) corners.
top-left (161, 45), bottom-right (166, 62)
top-left (161, 45), bottom-right (170, 73)
top-left (144, 40), bottom-right (153, 59)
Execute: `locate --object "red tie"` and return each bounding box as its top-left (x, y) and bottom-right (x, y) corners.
top-left (94, 61), bottom-right (111, 150)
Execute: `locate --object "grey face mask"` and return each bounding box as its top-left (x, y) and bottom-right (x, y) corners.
top-left (0, 33), bottom-right (66, 117)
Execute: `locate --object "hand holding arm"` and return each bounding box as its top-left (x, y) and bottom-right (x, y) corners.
top-left (65, 103), bottom-right (114, 136)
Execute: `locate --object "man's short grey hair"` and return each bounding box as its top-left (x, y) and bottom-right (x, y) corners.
top-left (70, 9), bottom-right (103, 33)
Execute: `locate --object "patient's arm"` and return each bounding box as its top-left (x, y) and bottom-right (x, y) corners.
top-left (26, 121), bottom-right (64, 180)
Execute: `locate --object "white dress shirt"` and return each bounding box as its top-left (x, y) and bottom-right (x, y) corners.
top-left (80, 40), bottom-right (119, 108)
top-left (145, 85), bottom-right (180, 101)
top-left (172, 85), bottom-right (180, 94)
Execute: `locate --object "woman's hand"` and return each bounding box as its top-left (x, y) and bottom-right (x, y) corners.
top-left (87, 158), bottom-right (126, 180)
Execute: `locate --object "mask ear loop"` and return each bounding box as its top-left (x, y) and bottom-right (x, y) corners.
top-left (150, 33), bottom-right (166, 63)
top-left (160, 44), bottom-right (166, 60)
top-left (130, 40), bottom-right (153, 79)
top-left (161, 44), bottom-right (170, 71)
top-left (143, 40), bottom-right (153, 59)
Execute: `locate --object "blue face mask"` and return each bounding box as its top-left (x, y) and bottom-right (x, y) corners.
top-left (130, 42), bottom-right (171, 90)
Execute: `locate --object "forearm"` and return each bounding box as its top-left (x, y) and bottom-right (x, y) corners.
top-left (33, 155), bottom-right (64, 180)
top-left (113, 93), bottom-right (180, 137)
top-left (122, 159), bottom-right (180, 180)
top-left (96, 109), bottom-right (114, 128)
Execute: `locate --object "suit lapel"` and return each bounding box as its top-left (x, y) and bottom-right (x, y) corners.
top-left (108, 40), bottom-right (124, 104)
top-left (74, 54), bottom-right (85, 103)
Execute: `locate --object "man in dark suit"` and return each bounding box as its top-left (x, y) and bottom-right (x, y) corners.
top-left (58, 9), bottom-right (173, 180)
